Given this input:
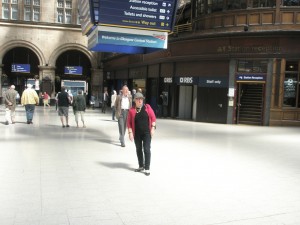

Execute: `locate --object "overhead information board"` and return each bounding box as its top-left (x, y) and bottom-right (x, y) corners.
top-left (11, 64), bottom-right (30, 73)
top-left (88, 26), bottom-right (168, 54)
top-left (98, 0), bottom-right (177, 32)
top-left (64, 66), bottom-right (83, 75)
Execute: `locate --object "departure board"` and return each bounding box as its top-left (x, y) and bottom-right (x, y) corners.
top-left (64, 66), bottom-right (83, 75)
top-left (11, 64), bottom-right (30, 73)
top-left (98, 0), bottom-right (177, 32)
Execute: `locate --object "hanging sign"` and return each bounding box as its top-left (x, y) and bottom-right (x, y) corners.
top-left (11, 64), bottom-right (30, 73)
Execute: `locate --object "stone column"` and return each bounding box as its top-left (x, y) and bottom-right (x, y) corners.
top-left (0, 64), bottom-right (3, 98)
top-left (90, 68), bottom-right (103, 98)
top-left (38, 65), bottom-right (56, 97)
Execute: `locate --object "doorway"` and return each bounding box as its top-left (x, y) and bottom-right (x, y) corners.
top-left (197, 87), bottom-right (228, 123)
top-left (178, 85), bottom-right (193, 120)
top-left (236, 83), bottom-right (264, 125)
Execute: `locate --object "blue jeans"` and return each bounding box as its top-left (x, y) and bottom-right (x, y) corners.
top-left (25, 104), bottom-right (35, 122)
top-left (134, 132), bottom-right (151, 170)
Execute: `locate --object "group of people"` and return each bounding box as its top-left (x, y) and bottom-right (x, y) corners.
top-left (55, 87), bottom-right (87, 128)
top-left (4, 84), bottom-right (86, 128)
top-left (4, 84), bottom-right (156, 176)
top-left (4, 84), bottom-right (39, 125)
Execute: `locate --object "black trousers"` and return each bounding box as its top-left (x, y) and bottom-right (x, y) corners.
top-left (134, 131), bottom-right (151, 170)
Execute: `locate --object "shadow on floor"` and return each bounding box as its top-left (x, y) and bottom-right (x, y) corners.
top-left (98, 162), bottom-right (134, 171)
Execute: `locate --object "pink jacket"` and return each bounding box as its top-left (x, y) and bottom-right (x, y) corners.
top-left (127, 104), bottom-right (156, 136)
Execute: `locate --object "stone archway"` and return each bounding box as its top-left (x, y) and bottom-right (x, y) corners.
top-left (48, 43), bottom-right (97, 68)
top-left (0, 40), bottom-right (46, 66)
top-left (48, 43), bottom-right (102, 98)
top-left (0, 41), bottom-right (46, 97)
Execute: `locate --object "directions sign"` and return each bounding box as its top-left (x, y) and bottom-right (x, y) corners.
top-left (98, 0), bottom-right (177, 32)
top-left (64, 66), bottom-right (83, 75)
top-left (11, 64), bottom-right (30, 73)
top-left (236, 74), bottom-right (266, 82)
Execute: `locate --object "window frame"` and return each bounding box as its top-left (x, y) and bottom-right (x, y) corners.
top-left (56, 0), bottom-right (73, 24)
top-left (237, 59), bottom-right (268, 73)
top-left (283, 61), bottom-right (300, 108)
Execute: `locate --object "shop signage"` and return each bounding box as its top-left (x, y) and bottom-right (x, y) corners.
top-left (64, 66), bottom-right (83, 75)
top-left (162, 77), bottom-right (173, 83)
top-left (217, 45), bottom-right (281, 54)
top-left (175, 77), bottom-right (199, 85)
top-left (198, 77), bottom-right (228, 88)
top-left (236, 74), bottom-right (266, 82)
top-left (88, 26), bottom-right (167, 54)
top-left (11, 64), bottom-right (30, 73)
top-left (98, 0), bottom-right (178, 32)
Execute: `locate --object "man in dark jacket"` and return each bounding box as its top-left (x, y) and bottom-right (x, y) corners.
top-left (73, 90), bottom-right (86, 128)
top-left (57, 86), bottom-right (71, 128)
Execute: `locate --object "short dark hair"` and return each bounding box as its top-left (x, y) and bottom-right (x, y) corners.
top-left (61, 86), bottom-right (66, 92)
top-left (78, 90), bottom-right (83, 95)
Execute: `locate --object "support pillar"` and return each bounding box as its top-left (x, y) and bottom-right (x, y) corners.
top-left (90, 68), bottom-right (103, 99)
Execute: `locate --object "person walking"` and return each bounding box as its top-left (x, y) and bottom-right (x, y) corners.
top-left (73, 90), bottom-right (86, 128)
top-left (55, 92), bottom-right (60, 111)
top-left (90, 94), bottom-right (95, 109)
top-left (111, 90), bottom-right (117, 120)
top-left (102, 90), bottom-right (109, 113)
top-left (127, 92), bottom-right (156, 176)
top-left (57, 86), bottom-right (71, 128)
top-left (115, 85), bottom-right (132, 147)
top-left (4, 85), bottom-right (18, 125)
top-left (21, 84), bottom-right (39, 124)
top-left (67, 90), bottom-right (73, 105)
top-left (42, 92), bottom-right (50, 107)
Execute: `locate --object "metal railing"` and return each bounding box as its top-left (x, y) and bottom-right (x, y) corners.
top-left (170, 23), bottom-right (193, 35)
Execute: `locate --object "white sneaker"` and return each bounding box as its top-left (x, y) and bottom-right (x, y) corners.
top-left (145, 170), bottom-right (150, 176)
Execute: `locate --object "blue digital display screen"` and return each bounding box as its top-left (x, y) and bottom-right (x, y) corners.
top-left (98, 0), bottom-right (177, 32)
top-left (64, 66), bottom-right (83, 75)
top-left (11, 64), bottom-right (30, 73)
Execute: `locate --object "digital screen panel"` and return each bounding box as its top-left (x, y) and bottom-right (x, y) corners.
top-left (98, 0), bottom-right (177, 32)
top-left (64, 66), bottom-right (83, 75)
top-left (11, 64), bottom-right (30, 73)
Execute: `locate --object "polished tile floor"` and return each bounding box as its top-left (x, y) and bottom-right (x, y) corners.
top-left (1, 105), bottom-right (300, 225)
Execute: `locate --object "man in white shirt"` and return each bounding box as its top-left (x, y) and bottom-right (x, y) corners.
top-left (102, 90), bottom-right (109, 113)
top-left (114, 85), bottom-right (132, 147)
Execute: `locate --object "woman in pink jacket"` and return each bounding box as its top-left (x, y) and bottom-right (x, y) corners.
top-left (127, 92), bottom-right (156, 176)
